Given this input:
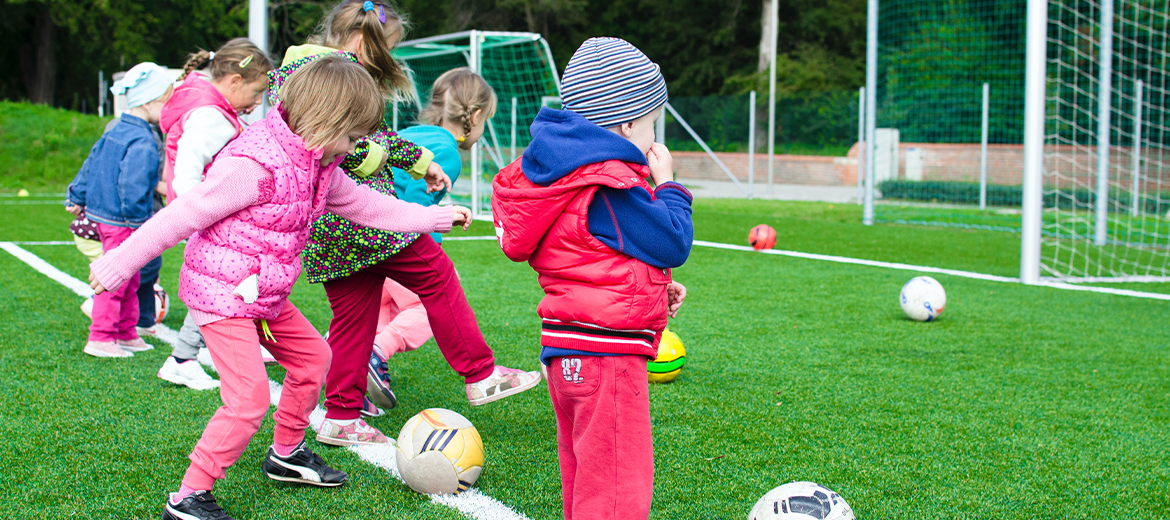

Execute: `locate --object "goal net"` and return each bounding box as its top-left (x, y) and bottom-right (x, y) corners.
top-left (1042, 0), bottom-right (1170, 282)
top-left (393, 31), bottom-right (562, 216)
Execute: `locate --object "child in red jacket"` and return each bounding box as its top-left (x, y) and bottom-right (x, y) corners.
top-left (492, 37), bottom-right (692, 520)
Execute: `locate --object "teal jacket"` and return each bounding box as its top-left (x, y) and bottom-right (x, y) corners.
top-left (391, 126), bottom-right (463, 243)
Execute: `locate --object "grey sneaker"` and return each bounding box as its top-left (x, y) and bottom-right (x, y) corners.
top-left (466, 365), bottom-right (542, 406)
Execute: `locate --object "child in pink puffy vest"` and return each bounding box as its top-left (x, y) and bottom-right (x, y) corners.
top-left (88, 56), bottom-right (472, 520)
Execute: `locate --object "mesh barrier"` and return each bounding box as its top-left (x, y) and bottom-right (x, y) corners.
top-left (393, 32), bottom-right (561, 215)
top-left (872, 0), bottom-right (1028, 231)
top-left (663, 92), bottom-right (857, 156)
top-left (1044, 0), bottom-right (1170, 281)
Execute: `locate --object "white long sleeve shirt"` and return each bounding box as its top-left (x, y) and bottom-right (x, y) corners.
top-left (171, 106), bottom-right (238, 197)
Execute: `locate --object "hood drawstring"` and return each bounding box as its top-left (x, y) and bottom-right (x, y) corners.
top-left (260, 319), bottom-right (276, 344)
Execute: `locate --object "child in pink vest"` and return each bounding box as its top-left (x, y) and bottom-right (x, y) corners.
top-left (89, 56), bottom-right (471, 520)
top-left (155, 38), bottom-right (274, 392)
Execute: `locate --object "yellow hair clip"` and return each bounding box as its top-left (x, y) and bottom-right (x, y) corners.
top-left (239, 55), bottom-right (254, 68)
top-left (456, 135), bottom-right (467, 143)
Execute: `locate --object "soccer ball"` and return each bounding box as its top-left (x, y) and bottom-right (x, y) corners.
top-left (748, 481), bottom-right (855, 520)
top-left (395, 408), bottom-right (484, 494)
top-left (749, 224), bottom-right (777, 250)
top-left (154, 283), bottom-right (169, 323)
top-left (899, 276), bottom-right (946, 322)
top-left (648, 329), bottom-right (686, 383)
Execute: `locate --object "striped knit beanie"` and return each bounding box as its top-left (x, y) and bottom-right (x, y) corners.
top-left (561, 37), bottom-right (668, 128)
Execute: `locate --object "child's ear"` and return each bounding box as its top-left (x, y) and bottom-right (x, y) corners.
top-left (229, 74), bottom-right (245, 91)
top-left (471, 108), bottom-right (484, 126)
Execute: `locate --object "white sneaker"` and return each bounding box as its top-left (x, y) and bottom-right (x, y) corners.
top-left (136, 325), bottom-right (157, 337)
top-left (466, 365), bottom-right (543, 406)
top-left (117, 337), bottom-right (154, 352)
top-left (260, 346), bottom-right (277, 366)
top-left (158, 356), bottom-right (221, 390)
top-left (84, 340), bottom-right (133, 358)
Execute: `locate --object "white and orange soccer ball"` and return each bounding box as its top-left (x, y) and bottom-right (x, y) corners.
top-left (899, 276), bottom-right (946, 322)
top-left (395, 408), bottom-right (484, 494)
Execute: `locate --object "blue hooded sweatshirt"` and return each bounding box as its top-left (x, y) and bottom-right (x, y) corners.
top-left (522, 108), bottom-right (693, 269)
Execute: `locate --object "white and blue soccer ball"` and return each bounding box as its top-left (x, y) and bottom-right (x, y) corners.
top-left (748, 481), bottom-right (855, 520)
top-left (899, 276), bottom-right (947, 322)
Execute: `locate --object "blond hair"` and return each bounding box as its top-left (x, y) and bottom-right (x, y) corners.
top-left (281, 55), bottom-right (384, 149)
top-left (311, 0), bottom-right (415, 103)
top-left (178, 38), bottom-right (273, 83)
top-left (418, 68), bottom-right (497, 140)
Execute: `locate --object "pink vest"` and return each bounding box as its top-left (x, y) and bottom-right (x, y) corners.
top-left (159, 74), bottom-right (241, 204)
top-left (178, 106), bottom-right (335, 320)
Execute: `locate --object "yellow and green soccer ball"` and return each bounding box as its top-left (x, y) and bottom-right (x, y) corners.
top-left (648, 329), bottom-right (686, 383)
top-left (395, 408), bottom-right (484, 494)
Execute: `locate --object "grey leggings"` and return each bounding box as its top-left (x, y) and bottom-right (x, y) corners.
top-left (171, 312), bottom-right (206, 360)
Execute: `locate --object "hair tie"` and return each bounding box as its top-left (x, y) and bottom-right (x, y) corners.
top-left (456, 135), bottom-right (466, 143)
top-left (208, 51), bottom-right (216, 60)
top-left (239, 55), bottom-right (254, 68)
top-left (362, 1), bottom-right (374, 11)
top-left (379, 4), bottom-right (386, 23)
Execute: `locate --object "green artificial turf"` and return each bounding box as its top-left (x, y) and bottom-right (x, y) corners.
top-left (1, 200), bottom-right (1168, 519)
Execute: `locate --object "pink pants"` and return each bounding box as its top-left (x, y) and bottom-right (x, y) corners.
top-left (89, 224), bottom-right (139, 342)
top-left (373, 278), bottom-right (433, 359)
top-left (548, 355), bottom-right (654, 520)
top-left (182, 301), bottom-right (331, 490)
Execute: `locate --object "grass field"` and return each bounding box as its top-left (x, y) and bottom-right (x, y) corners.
top-left (2, 195), bottom-right (1167, 519)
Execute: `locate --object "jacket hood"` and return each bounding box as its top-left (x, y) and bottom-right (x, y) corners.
top-left (160, 73), bottom-right (240, 135)
top-left (521, 108), bottom-right (647, 186)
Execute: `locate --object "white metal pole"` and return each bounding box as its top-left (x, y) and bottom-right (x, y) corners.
top-left (469, 31), bottom-right (481, 217)
top-left (510, 96), bottom-right (518, 163)
top-left (767, 0), bottom-right (778, 194)
top-left (863, 0), bottom-right (879, 225)
top-left (392, 103), bottom-right (399, 131)
top-left (857, 87), bottom-right (865, 205)
top-left (749, 90), bottom-right (757, 199)
top-left (1021, 0), bottom-right (1048, 285)
top-left (1094, 0), bottom-right (1114, 245)
top-left (655, 108), bottom-right (665, 143)
top-left (249, 0), bottom-right (269, 116)
top-left (98, 71), bottom-right (105, 117)
top-left (980, 82), bottom-right (991, 210)
top-left (1131, 79), bottom-right (1143, 216)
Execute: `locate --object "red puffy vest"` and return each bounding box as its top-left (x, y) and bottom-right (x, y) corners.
top-left (492, 159), bottom-right (671, 357)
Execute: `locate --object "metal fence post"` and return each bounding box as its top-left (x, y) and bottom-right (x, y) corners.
top-left (980, 82), bottom-right (990, 210)
top-left (1094, 0), bottom-right (1115, 245)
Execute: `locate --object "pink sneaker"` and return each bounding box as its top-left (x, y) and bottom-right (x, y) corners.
top-left (466, 365), bottom-right (543, 406)
top-left (117, 338), bottom-right (154, 352)
top-left (316, 418), bottom-right (393, 447)
top-left (84, 341), bottom-right (133, 358)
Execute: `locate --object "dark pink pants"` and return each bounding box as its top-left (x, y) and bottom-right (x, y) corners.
top-left (322, 235), bottom-right (495, 420)
top-left (548, 355), bottom-right (654, 520)
top-left (89, 223), bottom-right (139, 342)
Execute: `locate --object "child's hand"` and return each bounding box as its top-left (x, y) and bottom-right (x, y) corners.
top-left (425, 162), bottom-right (453, 194)
top-left (451, 205), bottom-right (473, 231)
top-left (647, 143), bottom-right (674, 186)
top-left (88, 271), bottom-right (107, 295)
top-left (667, 281), bottom-right (686, 318)
top-left (65, 203), bottom-right (83, 217)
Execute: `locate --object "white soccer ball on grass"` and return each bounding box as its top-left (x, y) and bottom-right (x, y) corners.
top-left (899, 275), bottom-right (946, 321)
top-left (748, 481), bottom-right (855, 520)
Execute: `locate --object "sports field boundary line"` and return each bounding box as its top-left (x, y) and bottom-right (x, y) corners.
top-left (0, 241), bottom-right (532, 520)
top-left (7, 237), bottom-right (1169, 301)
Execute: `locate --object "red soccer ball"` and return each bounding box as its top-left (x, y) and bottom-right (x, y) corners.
top-left (748, 224), bottom-right (776, 250)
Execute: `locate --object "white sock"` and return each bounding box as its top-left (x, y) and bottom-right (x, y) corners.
top-left (329, 418), bottom-right (359, 426)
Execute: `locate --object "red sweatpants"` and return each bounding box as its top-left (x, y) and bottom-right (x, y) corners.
top-left (548, 355), bottom-right (654, 520)
top-left (182, 301), bottom-right (331, 490)
top-left (322, 234), bottom-right (495, 420)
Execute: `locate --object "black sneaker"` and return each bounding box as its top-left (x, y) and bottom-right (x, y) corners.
top-left (163, 490), bottom-right (235, 520)
top-left (262, 441), bottom-right (348, 487)
top-left (366, 349), bottom-right (398, 410)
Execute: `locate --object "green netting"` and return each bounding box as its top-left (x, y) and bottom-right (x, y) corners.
top-left (870, 0), bottom-right (1170, 281)
top-left (872, 0), bottom-right (1027, 231)
top-left (392, 32), bottom-right (561, 215)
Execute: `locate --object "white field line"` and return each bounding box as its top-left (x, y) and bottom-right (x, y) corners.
top-left (6, 237), bottom-right (1169, 301)
top-left (0, 241), bottom-right (531, 520)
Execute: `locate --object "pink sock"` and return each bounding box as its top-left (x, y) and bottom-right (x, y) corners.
top-left (273, 442), bottom-right (299, 457)
top-left (170, 484), bottom-right (201, 504)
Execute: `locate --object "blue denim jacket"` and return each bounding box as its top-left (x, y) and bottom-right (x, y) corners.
top-left (66, 113), bottom-right (161, 228)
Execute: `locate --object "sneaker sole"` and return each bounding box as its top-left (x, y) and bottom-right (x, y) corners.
top-left (468, 372), bottom-right (544, 406)
top-left (119, 344), bottom-right (154, 352)
top-left (314, 433), bottom-right (394, 447)
top-left (84, 347), bottom-right (133, 358)
top-left (366, 372), bottom-right (397, 410)
top-left (359, 406), bottom-right (385, 418)
top-left (163, 503), bottom-right (201, 520)
top-left (264, 472), bottom-right (347, 487)
top-left (157, 370), bottom-right (220, 391)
